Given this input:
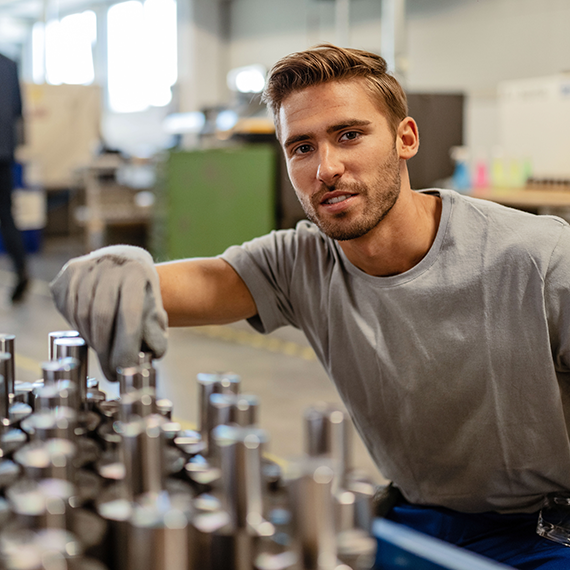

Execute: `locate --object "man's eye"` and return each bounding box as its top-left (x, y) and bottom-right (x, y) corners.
top-left (295, 144), bottom-right (313, 155)
top-left (341, 131), bottom-right (360, 141)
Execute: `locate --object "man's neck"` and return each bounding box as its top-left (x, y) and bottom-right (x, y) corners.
top-left (338, 188), bottom-right (442, 277)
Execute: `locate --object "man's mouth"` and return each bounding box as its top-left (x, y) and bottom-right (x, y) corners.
top-left (320, 191), bottom-right (357, 206)
top-left (323, 195), bottom-right (351, 205)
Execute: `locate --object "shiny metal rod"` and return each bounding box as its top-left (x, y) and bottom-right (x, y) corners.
top-left (0, 334), bottom-right (15, 395)
top-left (119, 387), bottom-right (157, 423)
top-left (213, 425), bottom-right (269, 530)
top-left (198, 373), bottom-right (222, 441)
top-left (21, 406), bottom-right (78, 442)
top-left (197, 372), bottom-right (241, 449)
top-left (118, 365), bottom-right (156, 396)
top-left (287, 458), bottom-right (338, 570)
top-left (119, 415), bottom-right (165, 499)
top-left (41, 358), bottom-right (81, 403)
top-left (219, 372), bottom-right (241, 395)
top-left (231, 394), bottom-right (259, 427)
top-left (304, 403), bottom-right (352, 490)
top-left (48, 330), bottom-right (80, 360)
top-left (54, 337), bottom-right (88, 403)
top-left (13, 438), bottom-right (77, 481)
top-left (0, 353), bottom-right (12, 418)
top-left (126, 498), bottom-right (193, 570)
top-left (34, 380), bottom-right (79, 413)
top-left (207, 393), bottom-right (234, 461)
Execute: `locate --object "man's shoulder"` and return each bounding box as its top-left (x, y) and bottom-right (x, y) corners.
top-left (442, 189), bottom-right (570, 267)
top-left (224, 220), bottom-right (337, 268)
top-left (247, 219), bottom-right (333, 251)
top-left (444, 189), bottom-right (568, 236)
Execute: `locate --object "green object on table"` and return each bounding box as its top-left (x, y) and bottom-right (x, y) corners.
top-left (165, 144), bottom-right (276, 259)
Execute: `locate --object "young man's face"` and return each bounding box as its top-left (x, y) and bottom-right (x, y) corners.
top-left (279, 79), bottom-right (404, 241)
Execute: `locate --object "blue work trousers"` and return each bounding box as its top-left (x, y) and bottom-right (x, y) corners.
top-left (387, 502), bottom-right (570, 569)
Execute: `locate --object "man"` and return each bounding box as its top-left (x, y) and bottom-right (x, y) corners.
top-left (51, 45), bottom-right (570, 568)
top-left (0, 53), bottom-right (28, 302)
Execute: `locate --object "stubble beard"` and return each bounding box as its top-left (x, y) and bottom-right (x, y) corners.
top-left (298, 149), bottom-right (402, 241)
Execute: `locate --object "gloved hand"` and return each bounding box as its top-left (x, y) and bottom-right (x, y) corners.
top-left (50, 245), bottom-right (168, 382)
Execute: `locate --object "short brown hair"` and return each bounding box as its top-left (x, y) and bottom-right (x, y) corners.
top-left (262, 43), bottom-right (408, 136)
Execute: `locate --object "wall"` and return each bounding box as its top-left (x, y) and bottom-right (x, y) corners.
top-left (405, 0), bottom-right (570, 161)
top-left (197, 0), bottom-right (570, 171)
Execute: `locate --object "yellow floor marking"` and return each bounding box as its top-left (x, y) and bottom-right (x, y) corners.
top-left (15, 353), bottom-right (42, 375)
top-left (190, 325), bottom-right (316, 361)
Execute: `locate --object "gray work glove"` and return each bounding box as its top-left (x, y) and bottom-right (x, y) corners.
top-left (49, 245), bottom-right (168, 382)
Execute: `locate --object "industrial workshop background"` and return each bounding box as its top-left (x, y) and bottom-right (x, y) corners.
top-left (0, 0), bottom-right (569, 569)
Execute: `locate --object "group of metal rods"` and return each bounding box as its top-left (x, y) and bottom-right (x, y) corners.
top-left (0, 331), bottom-right (378, 570)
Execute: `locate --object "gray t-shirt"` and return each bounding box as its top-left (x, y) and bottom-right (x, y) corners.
top-left (221, 189), bottom-right (570, 513)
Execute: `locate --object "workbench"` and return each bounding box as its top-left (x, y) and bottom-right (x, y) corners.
top-left (466, 185), bottom-right (570, 217)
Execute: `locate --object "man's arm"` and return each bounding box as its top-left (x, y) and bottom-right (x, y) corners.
top-left (157, 257), bottom-right (258, 327)
top-left (50, 246), bottom-right (260, 380)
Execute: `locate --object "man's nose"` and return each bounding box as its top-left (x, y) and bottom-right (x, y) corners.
top-left (316, 146), bottom-right (344, 186)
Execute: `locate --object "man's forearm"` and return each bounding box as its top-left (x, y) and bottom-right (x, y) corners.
top-left (156, 257), bottom-right (258, 327)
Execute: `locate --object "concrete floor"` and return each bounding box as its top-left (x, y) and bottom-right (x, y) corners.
top-left (0, 235), bottom-right (384, 483)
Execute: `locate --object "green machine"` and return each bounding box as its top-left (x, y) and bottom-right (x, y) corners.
top-left (164, 144), bottom-right (277, 259)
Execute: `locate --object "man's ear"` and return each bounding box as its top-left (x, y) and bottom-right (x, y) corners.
top-left (396, 117), bottom-right (420, 160)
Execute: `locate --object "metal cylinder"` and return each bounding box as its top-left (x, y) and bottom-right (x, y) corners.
top-left (13, 438), bottom-right (77, 482)
top-left (336, 490), bottom-right (359, 532)
top-left (138, 351), bottom-right (153, 366)
top-left (49, 330), bottom-right (81, 360)
top-left (118, 365), bottom-right (156, 396)
top-left (54, 337), bottom-right (88, 403)
top-left (207, 393), bottom-right (234, 461)
top-left (0, 527), bottom-right (83, 569)
top-left (14, 381), bottom-right (38, 410)
top-left (287, 458), bottom-right (338, 570)
top-left (0, 373), bottom-right (8, 421)
top-left (344, 474), bottom-right (375, 533)
top-left (0, 352), bottom-right (12, 418)
top-left (336, 528), bottom-right (376, 570)
top-left (118, 366), bottom-right (140, 396)
top-left (43, 358), bottom-right (82, 388)
top-left (156, 398), bottom-right (173, 420)
top-left (208, 393), bottom-right (233, 430)
top-left (218, 372), bottom-right (241, 395)
top-left (56, 357), bottom-right (82, 387)
top-left (119, 415), bottom-right (166, 500)
top-left (174, 430), bottom-right (204, 456)
top-left (120, 388), bottom-right (157, 423)
top-left (137, 387), bottom-right (157, 419)
top-left (35, 381), bottom-right (79, 413)
top-left (126, 494), bottom-right (194, 570)
top-left (0, 459), bottom-right (21, 490)
top-left (42, 360), bottom-right (62, 385)
top-left (254, 551), bottom-right (297, 570)
top-left (8, 477), bottom-right (74, 531)
top-left (140, 365), bottom-right (157, 391)
top-left (231, 394), bottom-right (259, 427)
top-left (213, 425), bottom-right (270, 532)
top-left (197, 372), bottom-right (241, 449)
top-left (0, 334), bottom-right (15, 394)
top-left (304, 403), bottom-right (352, 490)
top-left (86, 386), bottom-right (106, 411)
top-left (21, 406), bottom-right (78, 441)
top-left (197, 373), bottom-right (222, 441)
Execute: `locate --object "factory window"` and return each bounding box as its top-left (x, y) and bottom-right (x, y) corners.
top-left (32, 11), bottom-right (97, 85)
top-left (107, 0), bottom-right (177, 113)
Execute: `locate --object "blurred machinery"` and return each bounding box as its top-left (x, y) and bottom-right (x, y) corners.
top-left (0, 331), bottom-right (378, 570)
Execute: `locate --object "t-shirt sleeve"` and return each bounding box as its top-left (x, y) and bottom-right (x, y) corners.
top-left (219, 228), bottom-right (301, 334)
top-left (545, 222), bottom-right (570, 372)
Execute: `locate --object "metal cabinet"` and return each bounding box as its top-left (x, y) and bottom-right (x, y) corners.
top-left (164, 145), bottom-right (276, 259)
